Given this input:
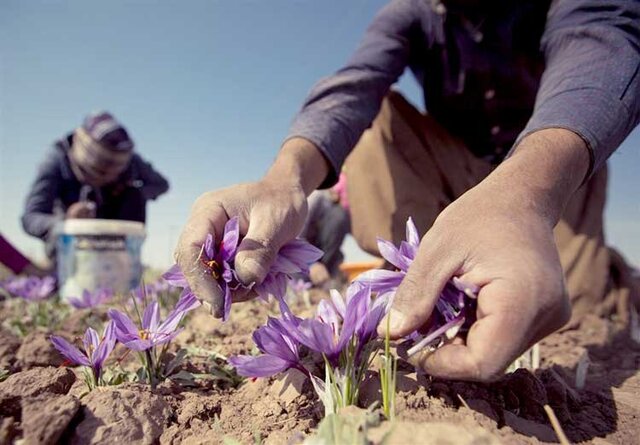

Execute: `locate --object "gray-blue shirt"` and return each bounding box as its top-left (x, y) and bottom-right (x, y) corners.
top-left (287, 0), bottom-right (640, 186)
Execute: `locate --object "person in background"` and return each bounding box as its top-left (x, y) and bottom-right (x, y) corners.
top-left (175, 0), bottom-right (640, 381)
top-left (22, 111), bottom-right (169, 257)
top-left (301, 172), bottom-right (350, 286)
top-left (0, 234), bottom-right (50, 277)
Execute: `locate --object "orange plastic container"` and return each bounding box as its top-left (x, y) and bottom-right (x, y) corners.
top-left (339, 259), bottom-right (385, 282)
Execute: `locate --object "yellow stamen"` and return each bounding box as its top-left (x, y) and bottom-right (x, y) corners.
top-left (202, 259), bottom-right (221, 279)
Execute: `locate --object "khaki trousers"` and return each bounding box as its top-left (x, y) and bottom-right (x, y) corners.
top-left (345, 91), bottom-right (639, 324)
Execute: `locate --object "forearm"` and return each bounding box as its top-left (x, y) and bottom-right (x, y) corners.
top-left (21, 211), bottom-right (62, 240)
top-left (487, 128), bottom-right (590, 225)
top-left (264, 137), bottom-right (330, 196)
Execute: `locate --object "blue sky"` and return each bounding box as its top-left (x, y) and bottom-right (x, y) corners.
top-left (1, 0), bottom-right (638, 269)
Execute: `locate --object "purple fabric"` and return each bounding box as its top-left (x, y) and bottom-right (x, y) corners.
top-left (0, 235), bottom-right (31, 274)
top-left (82, 111), bottom-right (134, 152)
top-left (287, 0), bottom-right (640, 186)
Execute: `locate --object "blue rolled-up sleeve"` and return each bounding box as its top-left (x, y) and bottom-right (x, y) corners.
top-left (516, 0), bottom-right (640, 176)
top-left (21, 149), bottom-right (64, 240)
top-left (286, 0), bottom-right (422, 187)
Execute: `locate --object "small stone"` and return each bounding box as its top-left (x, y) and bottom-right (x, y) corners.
top-left (0, 417), bottom-right (18, 445)
top-left (0, 367), bottom-right (75, 417)
top-left (0, 329), bottom-right (21, 371)
top-left (16, 331), bottom-right (64, 369)
top-left (21, 394), bottom-right (80, 445)
top-left (70, 385), bottom-right (171, 445)
top-left (270, 369), bottom-right (307, 407)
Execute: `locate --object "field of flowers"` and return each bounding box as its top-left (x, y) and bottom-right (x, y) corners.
top-left (0, 219), bottom-right (639, 444)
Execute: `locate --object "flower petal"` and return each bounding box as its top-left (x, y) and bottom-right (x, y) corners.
top-left (142, 300), bottom-right (160, 332)
top-left (220, 217), bottom-right (240, 262)
top-left (330, 289), bottom-right (346, 318)
top-left (203, 233), bottom-right (215, 259)
top-left (228, 354), bottom-right (291, 378)
top-left (317, 299), bottom-right (340, 336)
top-left (288, 318), bottom-right (336, 357)
top-left (50, 336), bottom-right (91, 367)
top-left (406, 217), bottom-right (420, 248)
top-left (108, 309), bottom-right (140, 340)
top-left (83, 327), bottom-right (100, 354)
top-left (93, 321), bottom-right (117, 368)
top-left (376, 238), bottom-right (410, 271)
top-left (162, 264), bottom-right (188, 288)
top-left (354, 269), bottom-right (404, 293)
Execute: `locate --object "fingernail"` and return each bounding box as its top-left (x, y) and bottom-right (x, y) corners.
top-left (378, 308), bottom-right (406, 335)
top-left (237, 258), bottom-right (264, 285)
top-left (387, 308), bottom-right (406, 332)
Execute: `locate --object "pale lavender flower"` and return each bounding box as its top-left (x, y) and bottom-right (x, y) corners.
top-left (68, 287), bottom-right (113, 309)
top-left (289, 278), bottom-right (312, 296)
top-left (229, 317), bottom-right (304, 377)
top-left (163, 216), bottom-right (322, 321)
top-left (1, 275), bottom-right (56, 301)
top-left (50, 321), bottom-right (116, 382)
top-left (353, 217), bottom-right (478, 356)
top-left (108, 291), bottom-right (200, 351)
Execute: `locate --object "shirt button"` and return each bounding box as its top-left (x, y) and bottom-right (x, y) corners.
top-left (484, 89), bottom-right (495, 100)
top-left (473, 32), bottom-right (483, 43)
top-left (490, 125), bottom-right (500, 135)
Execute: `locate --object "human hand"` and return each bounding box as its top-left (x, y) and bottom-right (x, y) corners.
top-left (174, 138), bottom-right (330, 318)
top-left (379, 129), bottom-right (590, 381)
top-left (309, 262), bottom-right (330, 286)
top-left (66, 201), bottom-right (96, 219)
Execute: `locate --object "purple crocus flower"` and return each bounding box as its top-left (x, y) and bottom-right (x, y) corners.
top-left (50, 321), bottom-right (116, 381)
top-left (68, 287), bottom-right (113, 309)
top-left (1, 275), bottom-right (56, 301)
top-left (286, 285), bottom-right (388, 366)
top-left (354, 217), bottom-right (419, 292)
top-left (289, 278), bottom-right (312, 296)
top-left (163, 216), bottom-right (323, 321)
top-left (353, 217), bottom-right (478, 356)
top-left (229, 317), bottom-right (304, 377)
top-left (108, 291), bottom-right (200, 351)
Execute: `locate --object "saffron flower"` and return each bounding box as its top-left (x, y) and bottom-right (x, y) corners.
top-left (108, 291), bottom-right (200, 351)
top-left (68, 287), bottom-right (113, 309)
top-left (229, 316), bottom-right (304, 377)
top-left (163, 216), bottom-right (322, 321)
top-left (50, 321), bottom-right (116, 389)
top-left (289, 278), bottom-right (312, 296)
top-left (108, 291), bottom-right (200, 387)
top-left (0, 275), bottom-right (56, 301)
top-left (229, 283), bottom-right (389, 415)
top-left (354, 217), bottom-right (478, 357)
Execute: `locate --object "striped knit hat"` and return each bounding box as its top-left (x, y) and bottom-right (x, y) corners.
top-left (82, 111), bottom-right (134, 152)
top-left (69, 112), bottom-right (134, 185)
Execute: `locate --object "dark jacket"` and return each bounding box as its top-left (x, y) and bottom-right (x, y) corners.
top-left (22, 133), bottom-right (169, 240)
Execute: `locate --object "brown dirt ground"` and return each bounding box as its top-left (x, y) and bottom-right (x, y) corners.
top-left (0, 288), bottom-right (638, 444)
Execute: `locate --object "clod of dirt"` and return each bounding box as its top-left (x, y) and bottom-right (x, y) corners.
top-left (21, 394), bottom-right (80, 445)
top-left (0, 367), bottom-right (75, 417)
top-left (368, 420), bottom-right (502, 445)
top-left (270, 369), bottom-right (309, 407)
top-left (0, 328), bottom-right (21, 371)
top-left (16, 331), bottom-right (64, 369)
top-left (70, 385), bottom-right (172, 445)
top-left (500, 369), bottom-right (548, 421)
top-left (0, 417), bottom-right (18, 444)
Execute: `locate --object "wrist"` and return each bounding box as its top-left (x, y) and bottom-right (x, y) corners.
top-left (489, 128), bottom-right (590, 225)
top-left (264, 137), bottom-right (330, 196)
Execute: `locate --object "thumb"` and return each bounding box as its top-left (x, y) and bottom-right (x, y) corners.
top-left (234, 206), bottom-right (289, 286)
top-left (378, 233), bottom-right (462, 339)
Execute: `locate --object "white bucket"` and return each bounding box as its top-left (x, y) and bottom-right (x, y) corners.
top-left (56, 219), bottom-right (146, 302)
